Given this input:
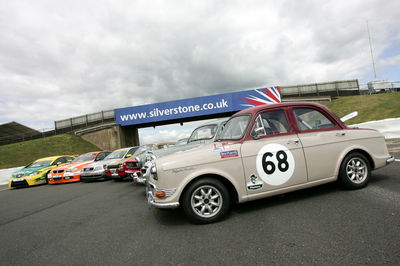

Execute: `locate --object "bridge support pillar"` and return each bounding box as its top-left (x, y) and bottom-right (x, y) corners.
top-left (79, 125), bottom-right (139, 150)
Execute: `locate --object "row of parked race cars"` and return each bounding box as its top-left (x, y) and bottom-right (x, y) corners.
top-left (8, 119), bottom-right (225, 189)
top-left (9, 102), bottom-right (394, 224)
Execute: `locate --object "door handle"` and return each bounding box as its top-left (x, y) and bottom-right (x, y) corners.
top-left (287, 140), bottom-right (300, 145)
top-left (336, 132), bottom-right (346, 137)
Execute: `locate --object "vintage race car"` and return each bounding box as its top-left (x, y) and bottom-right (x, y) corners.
top-left (139, 118), bottom-right (228, 184)
top-left (47, 151), bottom-right (111, 184)
top-left (143, 102), bottom-right (394, 224)
top-left (8, 155), bottom-right (75, 188)
top-left (80, 147), bottom-right (138, 181)
top-left (105, 156), bottom-right (142, 182)
top-left (105, 145), bottom-right (156, 181)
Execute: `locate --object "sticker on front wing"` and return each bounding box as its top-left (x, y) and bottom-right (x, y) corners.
top-left (256, 143), bottom-right (295, 186)
top-left (220, 150), bottom-right (239, 159)
top-left (247, 174), bottom-right (263, 190)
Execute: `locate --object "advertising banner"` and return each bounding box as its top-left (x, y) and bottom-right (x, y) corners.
top-left (115, 87), bottom-right (281, 126)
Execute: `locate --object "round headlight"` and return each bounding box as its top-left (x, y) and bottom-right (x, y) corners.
top-left (150, 165), bottom-right (157, 174)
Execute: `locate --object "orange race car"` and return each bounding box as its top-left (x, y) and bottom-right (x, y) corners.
top-left (47, 151), bottom-right (111, 184)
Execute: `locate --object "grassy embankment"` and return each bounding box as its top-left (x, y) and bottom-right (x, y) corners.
top-left (326, 92), bottom-right (400, 125)
top-left (0, 134), bottom-right (100, 169)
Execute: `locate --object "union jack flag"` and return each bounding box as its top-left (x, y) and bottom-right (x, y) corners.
top-left (240, 86), bottom-right (281, 107)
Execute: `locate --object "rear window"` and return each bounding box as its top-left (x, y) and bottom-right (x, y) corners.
top-left (293, 108), bottom-right (335, 131)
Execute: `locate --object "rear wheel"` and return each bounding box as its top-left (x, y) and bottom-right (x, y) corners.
top-left (182, 178), bottom-right (230, 224)
top-left (338, 152), bottom-right (371, 189)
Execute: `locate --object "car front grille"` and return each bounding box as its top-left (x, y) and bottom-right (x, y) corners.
top-left (126, 162), bottom-right (138, 168)
top-left (53, 170), bottom-right (65, 174)
top-left (11, 180), bottom-right (28, 188)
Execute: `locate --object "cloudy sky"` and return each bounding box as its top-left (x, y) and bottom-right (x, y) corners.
top-left (0, 0), bottom-right (399, 143)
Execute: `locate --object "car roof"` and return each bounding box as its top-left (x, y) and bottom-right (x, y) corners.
top-left (114, 146), bottom-right (138, 152)
top-left (196, 118), bottom-right (228, 128)
top-left (35, 155), bottom-right (74, 162)
top-left (80, 151), bottom-right (111, 156)
top-left (235, 102), bottom-right (330, 116)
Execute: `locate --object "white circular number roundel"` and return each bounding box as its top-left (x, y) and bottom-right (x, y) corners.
top-left (256, 143), bottom-right (295, 186)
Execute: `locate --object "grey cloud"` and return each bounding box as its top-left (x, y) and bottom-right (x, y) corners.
top-left (0, 0), bottom-right (399, 130)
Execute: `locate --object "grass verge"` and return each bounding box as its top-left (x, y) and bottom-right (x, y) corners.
top-left (326, 92), bottom-right (400, 124)
top-left (0, 134), bottom-right (100, 169)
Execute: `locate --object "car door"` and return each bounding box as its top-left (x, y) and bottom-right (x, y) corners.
top-left (292, 107), bottom-right (351, 181)
top-left (240, 108), bottom-right (308, 195)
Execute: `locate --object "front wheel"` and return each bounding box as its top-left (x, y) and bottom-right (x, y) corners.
top-left (182, 178), bottom-right (230, 224)
top-left (338, 152), bottom-right (371, 189)
top-left (45, 172), bottom-right (50, 184)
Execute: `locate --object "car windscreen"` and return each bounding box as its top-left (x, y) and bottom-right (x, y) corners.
top-left (133, 146), bottom-right (153, 155)
top-left (26, 160), bottom-right (52, 168)
top-left (72, 153), bottom-right (97, 162)
top-left (104, 149), bottom-right (128, 160)
top-left (176, 138), bottom-right (188, 145)
top-left (188, 125), bottom-right (218, 143)
top-left (216, 115), bottom-right (250, 140)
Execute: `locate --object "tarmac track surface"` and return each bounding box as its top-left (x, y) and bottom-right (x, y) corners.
top-left (0, 162), bottom-right (399, 265)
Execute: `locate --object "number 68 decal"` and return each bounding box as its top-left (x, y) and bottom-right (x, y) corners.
top-left (256, 143), bottom-right (295, 186)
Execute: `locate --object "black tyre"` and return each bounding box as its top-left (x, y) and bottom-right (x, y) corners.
top-left (182, 178), bottom-right (230, 224)
top-left (338, 152), bottom-right (371, 189)
top-left (45, 172), bottom-right (49, 184)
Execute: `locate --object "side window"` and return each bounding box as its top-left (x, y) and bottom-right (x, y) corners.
top-left (293, 108), bottom-right (335, 131)
top-left (65, 157), bottom-right (74, 162)
top-left (53, 158), bottom-right (65, 165)
top-left (126, 148), bottom-right (137, 157)
top-left (251, 110), bottom-right (290, 137)
top-left (96, 152), bottom-right (108, 161)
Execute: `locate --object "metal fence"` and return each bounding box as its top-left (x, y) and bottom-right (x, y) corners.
top-left (53, 80), bottom-right (361, 132)
top-left (0, 130), bottom-right (56, 146)
top-left (280, 79), bottom-right (359, 97)
top-left (55, 110), bottom-right (115, 133)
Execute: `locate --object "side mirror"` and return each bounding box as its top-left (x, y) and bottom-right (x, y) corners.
top-left (252, 126), bottom-right (265, 139)
top-left (125, 154), bottom-right (132, 158)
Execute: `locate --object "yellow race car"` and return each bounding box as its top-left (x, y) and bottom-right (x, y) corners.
top-left (9, 155), bottom-right (75, 188)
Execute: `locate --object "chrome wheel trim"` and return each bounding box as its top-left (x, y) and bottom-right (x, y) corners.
top-left (346, 157), bottom-right (368, 184)
top-left (190, 185), bottom-right (223, 218)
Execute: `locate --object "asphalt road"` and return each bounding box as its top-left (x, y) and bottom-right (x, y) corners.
top-left (0, 162), bottom-right (399, 266)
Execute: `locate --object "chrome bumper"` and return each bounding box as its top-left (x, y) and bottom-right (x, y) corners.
top-left (386, 156), bottom-right (395, 164)
top-left (128, 171), bottom-right (146, 184)
top-left (147, 182), bottom-right (180, 209)
top-left (133, 175), bottom-right (146, 185)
